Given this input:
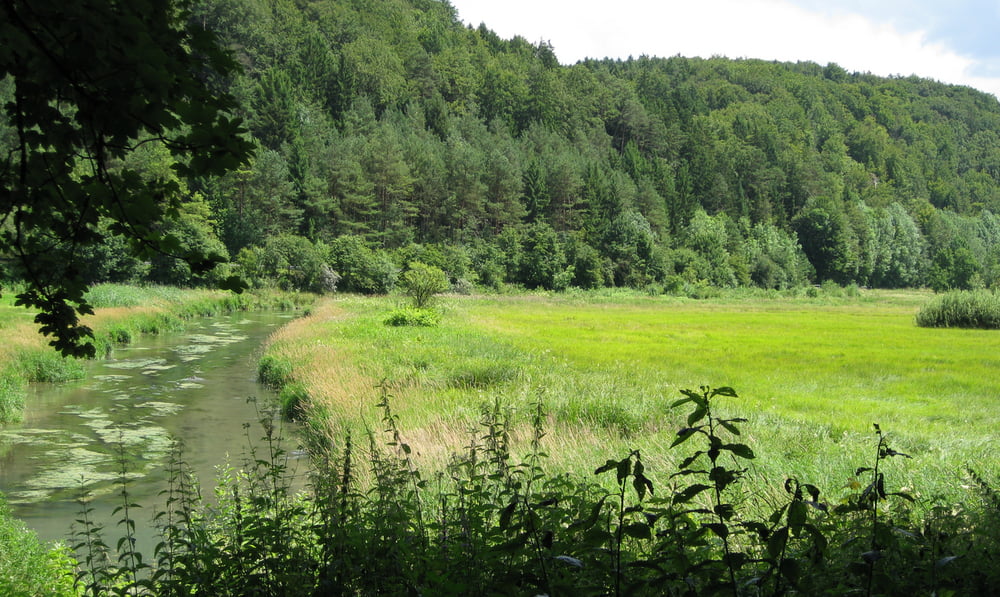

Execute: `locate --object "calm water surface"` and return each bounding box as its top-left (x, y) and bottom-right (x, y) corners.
top-left (0, 311), bottom-right (303, 552)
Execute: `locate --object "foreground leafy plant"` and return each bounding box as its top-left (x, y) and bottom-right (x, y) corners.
top-left (667, 386), bottom-right (754, 593)
top-left (64, 387), bottom-right (1000, 596)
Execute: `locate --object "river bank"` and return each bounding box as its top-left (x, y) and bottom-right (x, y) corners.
top-left (1, 311), bottom-right (297, 548)
top-left (0, 284), bottom-right (313, 596)
top-left (0, 284), bottom-right (313, 424)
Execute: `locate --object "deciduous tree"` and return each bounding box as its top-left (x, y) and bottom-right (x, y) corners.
top-left (0, 0), bottom-right (252, 355)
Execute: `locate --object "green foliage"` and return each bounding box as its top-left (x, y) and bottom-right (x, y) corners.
top-left (400, 261), bottom-right (449, 308)
top-left (15, 351), bottom-right (86, 384)
top-left (928, 245), bottom-right (982, 292)
top-left (14, 0), bottom-right (1000, 351)
top-left (0, 496), bottom-right (77, 597)
top-left (915, 289), bottom-right (1000, 328)
top-left (278, 382), bottom-right (310, 420)
top-left (383, 307), bottom-right (441, 327)
top-left (147, 195), bottom-right (232, 287)
top-left (517, 222), bottom-right (569, 290)
top-left (257, 353), bottom-right (296, 388)
top-left (237, 234), bottom-right (338, 293)
top-left (744, 221), bottom-right (813, 289)
top-left (327, 235), bottom-right (398, 294)
top-left (793, 196), bottom-right (860, 284)
top-left (0, 0), bottom-right (253, 356)
top-left (67, 388), bottom-right (1000, 596)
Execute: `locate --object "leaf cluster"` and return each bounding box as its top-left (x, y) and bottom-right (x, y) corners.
top-left (62, 387), bottom-right (1000, 596)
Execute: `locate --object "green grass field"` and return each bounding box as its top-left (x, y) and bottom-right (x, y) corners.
top-left (267, 289), bottom-right (999, 506)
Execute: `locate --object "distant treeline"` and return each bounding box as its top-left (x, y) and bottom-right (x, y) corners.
top-left (7, 0), bottom-right (1000, 293)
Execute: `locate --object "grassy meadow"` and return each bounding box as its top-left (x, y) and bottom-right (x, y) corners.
top-left (264, 288), bottom-right (999, 506)
top-left (3, 285), bottom-right (997, 594)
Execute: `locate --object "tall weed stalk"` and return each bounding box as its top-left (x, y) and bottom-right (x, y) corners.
top-left (67, 387), bottom-right (1000, 596)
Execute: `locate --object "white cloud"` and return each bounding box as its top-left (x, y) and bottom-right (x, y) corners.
top-left (449, 0), bottom-right (1000, 98)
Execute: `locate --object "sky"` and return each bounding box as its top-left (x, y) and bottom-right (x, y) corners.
top-left (447, 0), bottom-right (1000, 99)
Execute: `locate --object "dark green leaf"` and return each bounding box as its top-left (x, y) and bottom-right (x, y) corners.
top-left (687, 405), bottom-right (708, 426)
top-left (595, 459), bottom-right (619, 475)
top-left (718, 419), bottom-right (741, 436)
top-left (703, 522), bottom-right (729, 539)
top-left (788, 500), bottom-right (808, 527)
top-left (805, 525), bottom-right (829, 552)
top-left (616, 457), bottom-right (631, 484)
top-left (623, 522), bottom-right (652, 540)
top-left (671, 427), bottom-right (699, 448)
top-left (779, 557), bottom-right (801, 583)
top-left (722, 551), bottom-right (747, 570)
top-left (670, 397), bottom-right (695, 409)
top-left (568, 496), bottom-right (607, 532)
top-left (499, 500), bottom-right (517, 531)
top-left (714, 503), bottom-right (735, 520)
top-left (633, 474), bottom-right (654, 500)
top-left (678, 451), bottom-right (704, 469)
top-left (723, 443), bottom-right (755, 460)
top-left (767, 527), bottom-right (790, 559)
top-left (674, 484), bottom-right (712, 505)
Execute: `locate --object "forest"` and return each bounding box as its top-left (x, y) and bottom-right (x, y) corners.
top-left (5, 2), bottom-right (1000, 595)
top-left (5, 0), bottom-right (1000, 299)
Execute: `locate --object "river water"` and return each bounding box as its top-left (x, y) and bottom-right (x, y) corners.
top-left (0, 311), bottom-right (302, 553)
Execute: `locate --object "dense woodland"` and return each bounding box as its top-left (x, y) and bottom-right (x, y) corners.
top-left (7, 0), bottom-right (1000, 295)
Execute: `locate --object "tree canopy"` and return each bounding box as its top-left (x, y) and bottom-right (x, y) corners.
top-left (0, 0), bottom-right (253, 356)
top-left (6, 0), bottom-right (1000, 348)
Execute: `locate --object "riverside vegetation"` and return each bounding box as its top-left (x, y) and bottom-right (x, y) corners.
top-left (16, 381), bottom-right (1000, 595)
top-left (0, 284), bottom-right (310, 425)
top-left (5, 0), bottom-right (1000, 592)
top-left (2, 287), bottom-right (994, 595)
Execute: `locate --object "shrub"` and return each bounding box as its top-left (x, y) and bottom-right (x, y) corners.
top-left (238, 234), bottom-right (336, 293)
top-left (328, 235), bottom-right (398, 294)
top-left (400, 262), bottom-right (449, 308)
top-left (383, 307), bottom-right (441, 327)
top-left (16, 351), bottom-right (86, 383)
top-left (0, 497), bottom-right (77, 597)
top-left (516, 222), bottom-right (566, 290)
top-left (468, 240), bottom-right (507, 290)
top-left (396, 243), bottom-right (471, 283)
top-left (257, 354), bottom-right (295, 387)
top-left (915, 289), bottom-right (1000, 328)
top-left (279, 382), bottom-right (310, 420)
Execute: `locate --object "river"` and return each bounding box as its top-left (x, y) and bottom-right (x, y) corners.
top-left (0, 311), bottom-right (303, 554)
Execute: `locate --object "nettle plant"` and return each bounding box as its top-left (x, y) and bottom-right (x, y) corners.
top-left (593, 386), bottom-right (831, 596)
top-left (67, 386), bottom-right (989, 596)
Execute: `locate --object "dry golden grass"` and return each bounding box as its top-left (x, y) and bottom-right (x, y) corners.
top-left (81, 306), bottom-right (164, 326)
top-left (263, 301), bottom-right (381, 433)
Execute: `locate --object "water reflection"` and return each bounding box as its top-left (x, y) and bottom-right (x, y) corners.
top-left (0, 312), bottom-right (299, 551)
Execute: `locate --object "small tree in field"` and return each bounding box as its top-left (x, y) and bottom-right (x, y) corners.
top-left (401, 262), bottom-right (449, 308)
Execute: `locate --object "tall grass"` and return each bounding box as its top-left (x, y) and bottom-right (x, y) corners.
top-left (66, 390), bottom-right (1000, 596)
top-left (258, 291), bottom-right (999, 503)
top-left (915, 289), bottom-right (1000, 328)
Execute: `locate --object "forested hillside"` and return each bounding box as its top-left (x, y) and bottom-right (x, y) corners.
top-left (8, 0), bottom-right (1000, 294)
